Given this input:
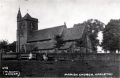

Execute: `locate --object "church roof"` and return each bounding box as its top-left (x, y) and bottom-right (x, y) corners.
top-left (62, 26), bottom-right (85, 41)
top-left (35, 42), bottom-right (54, 50)
top-left (23, 13), bottom-right (31, 19)
top-left (17, 8), bottom-right (22, 18)
top-left (27, 25), bottom-right (66, 42)
top-left (59, 42), bottom-right (73, 50)
top-left (25, 42), bottom-right (54, 51)
top-left (25, 43), bottom-right (35, 51)
top-left (22, 13), bottom-right (38, 21)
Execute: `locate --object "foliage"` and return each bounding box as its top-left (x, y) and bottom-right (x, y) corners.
top-left (75, 40), bottom-right (85, 47)
top-left (75, 19), bottom-right (104, 52)
top-left (0, 40), bottom-right (8, 52)
top-left (101, 19), bottom-right (120, 52)
top-left (75, 39), bottom-right (85, 53)
top-left (8, 41), bottom-right (16, 52)
top-left (0, 40), bottom-right (16, 52)
top-left (54, 35), bottom-right (65, 49)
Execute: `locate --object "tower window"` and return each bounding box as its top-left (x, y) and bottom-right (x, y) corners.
top-left (30, 22), bottom-right (33, 29)
top-left (22, 22), bottom-right (25, 29)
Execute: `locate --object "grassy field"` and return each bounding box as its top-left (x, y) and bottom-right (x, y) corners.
top-left (0, 60), bottom-right (119, 77)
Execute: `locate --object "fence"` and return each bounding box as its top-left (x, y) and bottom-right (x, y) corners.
top-left (1, 52), bottom-right (120, 61)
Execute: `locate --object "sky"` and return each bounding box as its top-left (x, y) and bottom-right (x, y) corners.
top-left (0, 0), bottom-right (120, 44)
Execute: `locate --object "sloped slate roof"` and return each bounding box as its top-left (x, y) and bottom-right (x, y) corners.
top-left (28, 25), bottom-right (66, 42)
top-left (23, 13), bottom-right (31, 19)
top-left (25, 43), bottom-right (35, 51)
top-left (25, 42), bottom-right (54, 51)
top-left (22, 13), bottom-right (38, 21)
top-left (17, 8), bottom-right (22, 18)
top-left (62, 26), bottom-right (85, 41)
top-left (34, 42), bottom-right (54, 50)
top-left (59, 42), bottom-right (73, 50)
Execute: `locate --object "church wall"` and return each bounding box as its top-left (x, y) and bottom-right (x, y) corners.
top-left (16, 30), bottom-right (19, 52)
top-left (48, 49), bottom-right (54, 53)
top-left (46, 53), bottom-right (119, 61)
top-left (86, 35), bottom-right (93, 53)
top-left (19, 30), bottom-right (28, 52)
top-left (40, 50), bottom-right (48, 53)
top-left (17, 18), bottom-right (38, 52)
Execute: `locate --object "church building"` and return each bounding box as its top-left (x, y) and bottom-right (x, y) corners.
top-left (16, 8), bottom-right (93, 53)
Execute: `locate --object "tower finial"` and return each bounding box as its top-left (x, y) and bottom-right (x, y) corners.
top-left (27, 9), bottom-right (28, 13)
top-left (64, 22), bottom-right (66, 25)
top-left (17, 7), bottom-right (22, 20)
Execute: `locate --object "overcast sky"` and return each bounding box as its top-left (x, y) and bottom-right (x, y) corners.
top-left (0, 0), bottom-right (120, 43)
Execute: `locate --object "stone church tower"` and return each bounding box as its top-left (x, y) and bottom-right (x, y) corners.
top-left (16, 8), bottom-right (38, 52)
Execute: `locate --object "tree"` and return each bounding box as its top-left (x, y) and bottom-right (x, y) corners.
top-left (54, 35), bottom-right (65, 52)
top-left (74, 19), bottom-right (104, 52)
top-left (75, 40), bottom-right (85, 52)
top-left (0, 40), bottom-right (8, 53)
top-left (8, 41), bottom-right (16, 52)
top-left (101, 19), bottom-right (120, 53)
top-left (75, 40), bottom-right (84, 47)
